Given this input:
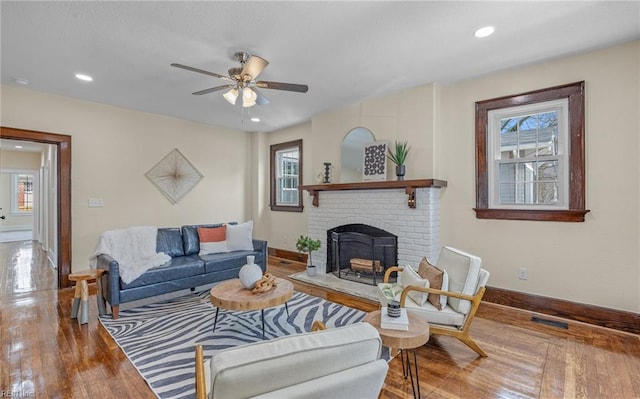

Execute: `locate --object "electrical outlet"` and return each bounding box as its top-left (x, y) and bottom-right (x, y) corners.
top-left (518, 267), bottom-right (528, 280)
top-left (88, 198), bottom-right (104, 207)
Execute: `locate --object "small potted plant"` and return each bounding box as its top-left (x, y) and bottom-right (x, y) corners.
top-left (296, 235), bottom-right (321, 277)
top-left (387, 140), bottom-right (411, 180)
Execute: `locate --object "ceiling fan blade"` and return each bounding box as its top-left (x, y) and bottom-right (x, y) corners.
top-left (253, 88), bottom-right (270, 106)
top-left (192, 85), bottom-right (232, 95)
top-left (171, 63), bottom-right (232, 81)
top-left (241, 55), bottom-right (269, 80)
top-left (256, 81), bottom-right (309, 93)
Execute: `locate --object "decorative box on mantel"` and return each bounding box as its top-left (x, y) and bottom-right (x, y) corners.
top-left (299, 179), bottom-right (447, 209)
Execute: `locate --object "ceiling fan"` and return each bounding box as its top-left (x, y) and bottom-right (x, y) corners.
top-left (171, 52), bottom-right (309, 108)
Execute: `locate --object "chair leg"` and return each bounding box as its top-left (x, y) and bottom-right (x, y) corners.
top-left (459, 334), bottom-right (488, 357)
top-left (111, 305), bottom-right (119, 320)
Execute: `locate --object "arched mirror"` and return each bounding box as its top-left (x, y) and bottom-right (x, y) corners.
top-left (340, 127), bottom-right (375, 183)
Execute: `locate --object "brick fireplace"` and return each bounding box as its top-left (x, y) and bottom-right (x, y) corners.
top-left (302, 180), bottom-right (446, 276)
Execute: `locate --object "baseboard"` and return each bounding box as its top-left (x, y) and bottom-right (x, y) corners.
top-left (268, 247), bottom-right (307, 263)
top-left (0, 225), bottom-right (31, 232)
top-left (483, 286), bottom-right (639, 335)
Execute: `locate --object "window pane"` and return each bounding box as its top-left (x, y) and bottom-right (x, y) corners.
top-left (538, 182), bottom-right (559, 204)
top-left (498, 163), bottom-right (516, 183)
top-left (537, 160), bottom-right (559, 181)
top-left (498, 160), bottom-right (561, 205)
top-left (499, 110), bottom-right (560, 160)
top-left (17, 174), bottom-right (33, 212)
top-left (276, 148), bottom-right (299, 206)
top-left (499, 183), bottom-right (517, 204)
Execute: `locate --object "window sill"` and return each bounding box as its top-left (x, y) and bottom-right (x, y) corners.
top-left (270, 205), bottom-right (304, 213)
top-left (473, 208), bottom-right (590, 222)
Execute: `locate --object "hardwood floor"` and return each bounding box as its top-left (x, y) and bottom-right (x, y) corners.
top-left (2, 242), bottom-right (639, 398)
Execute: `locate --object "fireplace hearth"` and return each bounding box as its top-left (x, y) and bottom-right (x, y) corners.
top-left (327, 224), bottom-right (397, 285)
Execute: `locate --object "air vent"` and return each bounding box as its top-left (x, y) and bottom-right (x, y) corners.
top-left (531, 316), bottom-right (568, 329)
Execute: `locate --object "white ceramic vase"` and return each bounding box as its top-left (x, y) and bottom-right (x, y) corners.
top-left (239, 255), bottom-right (262, 289)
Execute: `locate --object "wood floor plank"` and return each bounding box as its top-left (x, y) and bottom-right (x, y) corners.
top-left (1, 245), bottom-right (639, 399)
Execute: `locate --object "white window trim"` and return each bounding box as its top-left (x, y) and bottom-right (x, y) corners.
top-left (9, 170), bottom-right (36, 215)
top-left (487, 99), bottom-right (569, 210)
top-left (276, 148), bottom-right (299, 206)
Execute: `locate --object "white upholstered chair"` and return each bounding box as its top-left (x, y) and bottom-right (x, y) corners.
top-left (195, 322), bottom-right (388, 399)
top-left (378, 246), bottom-right (490, 357)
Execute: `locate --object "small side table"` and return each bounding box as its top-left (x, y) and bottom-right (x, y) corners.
top-left (69, 269), bottom-right (106, 325)
top-left (363, 309), bottom-right (430, 399)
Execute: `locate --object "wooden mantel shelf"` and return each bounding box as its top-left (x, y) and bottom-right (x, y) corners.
top-left (299, 179), bottom-right (447, 208)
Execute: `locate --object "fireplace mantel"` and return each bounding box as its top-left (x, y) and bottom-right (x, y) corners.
top-left (299, 178), bottom-right (447, 208)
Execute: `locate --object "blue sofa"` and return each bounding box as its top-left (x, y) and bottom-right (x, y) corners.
top-left (96, 224), bottom-right (267, 319)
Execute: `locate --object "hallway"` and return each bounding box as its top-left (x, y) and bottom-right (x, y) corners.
top-left (0, 239), bottom-right (56, 297)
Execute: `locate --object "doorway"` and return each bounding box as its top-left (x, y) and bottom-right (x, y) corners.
top-left (0, 126), bottom-right (71, 288)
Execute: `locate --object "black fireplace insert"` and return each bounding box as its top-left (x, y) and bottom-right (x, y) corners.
top-left (327, 224), bottom-right (398, 285)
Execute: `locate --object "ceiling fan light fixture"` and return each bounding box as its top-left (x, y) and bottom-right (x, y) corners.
top-left (223, 88), bottom-right (238, 105)
top-left (242, 88), bottom-right (257, 107)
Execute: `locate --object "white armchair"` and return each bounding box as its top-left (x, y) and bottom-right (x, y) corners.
top-left (378, 246), bottom-right (490, 357)
top-left (195, 322), bottom-right (388, 399)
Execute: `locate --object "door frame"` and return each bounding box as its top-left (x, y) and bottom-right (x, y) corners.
top-left (1, 126), bottom-right (72, 288)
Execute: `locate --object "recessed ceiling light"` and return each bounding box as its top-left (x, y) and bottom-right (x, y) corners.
top-left (75, 73), bottom-right (93, 82)
top-left (13, 77), bottom-right (30, 85)
top-left (15, 145), bottom-right (23, 149)
top-left (474, 26), bottom-right (495, 38)
top-left (251, 117), bottom-right (260, 122)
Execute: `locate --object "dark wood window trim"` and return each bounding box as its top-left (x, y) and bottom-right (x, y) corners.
top-left (270, 139), bottom-right (303, 212)
top-left (1, 126), bottom-right (72, 288)
top-left (474, 81), bottom-right (589, 222)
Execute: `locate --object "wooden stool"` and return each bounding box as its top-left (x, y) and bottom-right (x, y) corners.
top-left (69, 269), bottom-right (106, 325)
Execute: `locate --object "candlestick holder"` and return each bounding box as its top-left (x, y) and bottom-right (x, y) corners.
top-left (323, 162), bottom-right (331, 184)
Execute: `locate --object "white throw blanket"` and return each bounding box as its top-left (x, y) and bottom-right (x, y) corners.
top-left (90, 226), bottom-right (171, 284)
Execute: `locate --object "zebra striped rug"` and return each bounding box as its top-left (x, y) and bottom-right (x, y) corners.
top-left (100, 290), bottom-right (368, 399)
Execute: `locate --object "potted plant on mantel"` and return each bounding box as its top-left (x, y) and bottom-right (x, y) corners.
top-left (387, 140), bottom-right (411, 180)
top-left (296, 235), bottom-right (322, 277)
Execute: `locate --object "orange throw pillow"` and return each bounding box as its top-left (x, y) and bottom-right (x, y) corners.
top-left (198, 225), bottom-right (226, 243)
top-left (417, 256), bottom-right (444, 310)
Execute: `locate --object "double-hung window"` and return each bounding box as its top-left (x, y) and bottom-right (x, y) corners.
top-left (489, 100), bottom-right (567, 209)
top-left (475, 81), bottom-right (588, 222)
top-left (270, 139), bottom-right (303, 212)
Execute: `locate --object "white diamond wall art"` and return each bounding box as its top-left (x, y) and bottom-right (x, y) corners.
top-left (362, 141), bottom-right (387, 181)
top-left (145, 149), bottom-right (203, 204)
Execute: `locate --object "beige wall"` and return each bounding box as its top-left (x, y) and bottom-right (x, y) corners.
top-left (252, 122), bottom-right (312, 251)
top-left (438, 41), bottom-right (639, 313)
top-left (259, 84), bottom-right (437, 252)
top-left (265, 41), bottom-right (639, 313)
top-left (1, 40), bottom-right (637, 313)
top-left (311, 84), bottom-right (436, 182)
top-left (1, 86), bottom-right (253, 271)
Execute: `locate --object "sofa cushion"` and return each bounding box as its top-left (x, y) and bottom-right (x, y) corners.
top-left (198, 226), bottom-right (229, 255)
top-left (226, 221), bottom-right (254, 251)
top-left (182, 224), bottom-right (225, 256)
top-left (156, 227), bottom-right (185, 258)
top-left (417, 257), bottom-right (447, 310)
top-left (201, 250), bottom-right (259, 274)
top-left (120, 255), bottom-right (204, 289)
top-left (399, 265), bottom-right (430, 306)
top-left (403, 295), bottom-right (465, 327)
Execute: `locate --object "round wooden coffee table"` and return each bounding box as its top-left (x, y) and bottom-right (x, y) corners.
top-left (364, 309), bottom-right (429, 399)
top-left (210, 277), bottom-right (294, 339)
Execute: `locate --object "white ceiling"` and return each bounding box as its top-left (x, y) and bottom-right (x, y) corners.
top-left (1, 1), bottom-right (639, 134)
